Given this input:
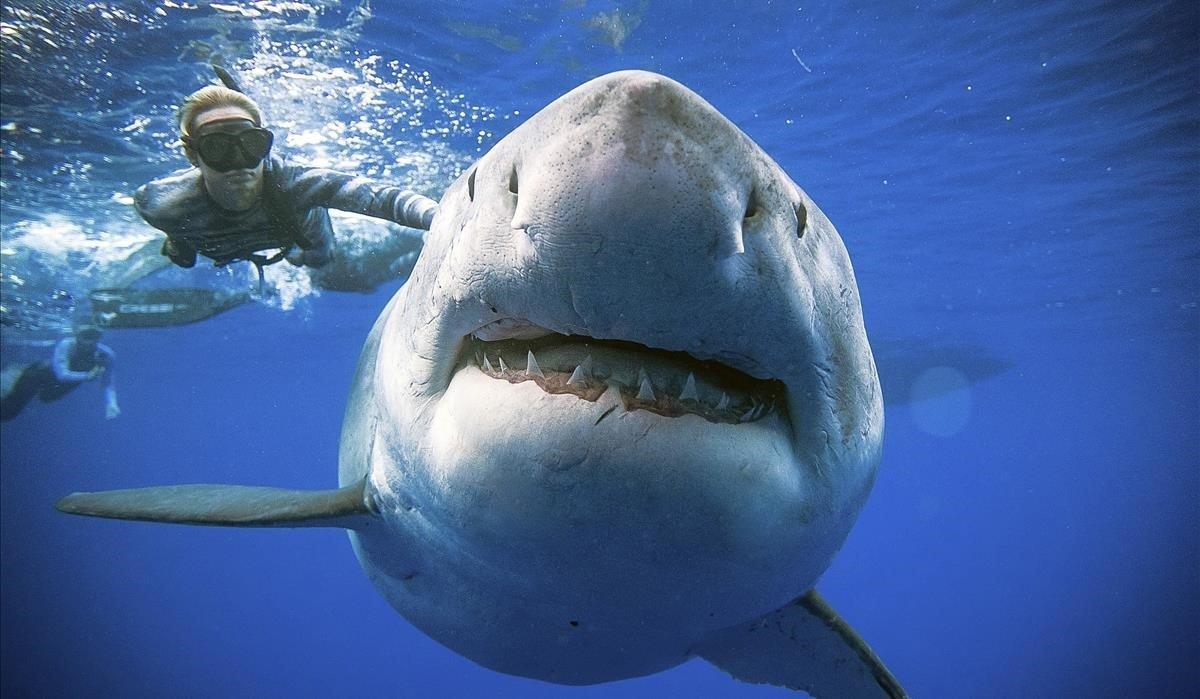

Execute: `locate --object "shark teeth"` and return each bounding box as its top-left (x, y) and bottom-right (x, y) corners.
top-left (566, 365), bottom-right (588, 386)
top-left (566, 355), bottom-right (593, 386)
top-left (526, 350), bottom-right (544, 378)
top-left (636, 369), bottom-right (656, 401)
top-left (679, 373), bottom-right (698, 401)
top-left (468, 337), bottom-right (784, 425)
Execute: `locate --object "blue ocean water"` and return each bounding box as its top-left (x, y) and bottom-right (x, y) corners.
top-left (1, 1), bottom-right (1196, 696)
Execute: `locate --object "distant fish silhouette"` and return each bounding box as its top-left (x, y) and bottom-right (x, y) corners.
top-left (875, 338), bottom-right (1010, 404)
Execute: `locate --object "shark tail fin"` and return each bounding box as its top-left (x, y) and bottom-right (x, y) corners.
top-left (56, 478), bottom-right (377, 530)
top-left (695, 588), bottom-right (907, 699)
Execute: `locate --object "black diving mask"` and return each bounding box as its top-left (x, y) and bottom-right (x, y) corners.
top-left (184, 126), bottom-right (274, 172)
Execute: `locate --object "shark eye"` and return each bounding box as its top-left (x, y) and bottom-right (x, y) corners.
top-left (795, 201), bottom-right (808, 239)
top-left (508, 167), bottom-right (519, 196)
top-left (467, 169), bottom-right (476, 202)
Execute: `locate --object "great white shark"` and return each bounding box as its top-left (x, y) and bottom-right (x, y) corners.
top-left (58, 70), bottom-right (906, 697)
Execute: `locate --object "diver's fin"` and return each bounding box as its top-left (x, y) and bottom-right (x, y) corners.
top-left (212, 64), bottom-right (244, 93)
top-left (695, 589), bottom-right (907, 698)
top-left (89, 287), bottom-right (250, 329)
top-left (56, 478), bottom-right (377, 530)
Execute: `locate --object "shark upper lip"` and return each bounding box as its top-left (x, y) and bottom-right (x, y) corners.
top-left (457, 330), bottom-right (788, 425)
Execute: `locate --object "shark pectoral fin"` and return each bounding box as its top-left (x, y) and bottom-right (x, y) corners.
top-left (55, 478), bottom-right (378, 530)
top-left (695, 589), bottom-right (907, 699)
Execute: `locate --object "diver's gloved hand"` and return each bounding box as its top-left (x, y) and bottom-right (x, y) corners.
top-left (161, 238), bottom-right (197, 268)
top-left (285, 245), bottom-right (305, 267)
top-left (285, 244), bottom-right (332, 269)
top-left (421, 204), bottom-right (437, 230)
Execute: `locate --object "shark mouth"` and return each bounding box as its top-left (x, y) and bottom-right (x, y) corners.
top-left (457, 331), bottom-right (787, 425)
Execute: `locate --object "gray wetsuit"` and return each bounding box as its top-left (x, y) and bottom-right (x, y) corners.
top-left (134, 154), bottom-right (437, 268)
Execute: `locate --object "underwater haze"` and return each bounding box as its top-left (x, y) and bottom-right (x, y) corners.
top-left (1, 1), bottom-right (1197, 697)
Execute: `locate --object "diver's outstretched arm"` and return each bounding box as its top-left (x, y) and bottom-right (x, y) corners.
top-left (284, 165), bottom-right (439, 230)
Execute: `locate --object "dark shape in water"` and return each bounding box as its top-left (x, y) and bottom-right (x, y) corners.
top-left (583, 3), bottom-right (646, 51)
top-left (874, 339), bottom-right (1011, 404)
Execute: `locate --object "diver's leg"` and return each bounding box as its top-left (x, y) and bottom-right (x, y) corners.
top-left (1, 362), bottom-right (50, 421)
top-left (37, 373), bottom-right (81, 404)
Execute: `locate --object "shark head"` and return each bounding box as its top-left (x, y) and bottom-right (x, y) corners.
top-left (340, 70), bottom-right (884, 684)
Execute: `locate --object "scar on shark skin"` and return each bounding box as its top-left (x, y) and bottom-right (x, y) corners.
top-left (594, 404), bottom-right (617, 426)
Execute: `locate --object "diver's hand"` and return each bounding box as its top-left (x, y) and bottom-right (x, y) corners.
top-left (285, 246), bottom-right (306, 267)
top-left (105, 402), bottom-right (121, 420)
top-left (162, 238), bottom-right (197, 268)
top-left (286, 246), bottom-right (333, 269)
top-left (162, 236), bottom-right (196, 266)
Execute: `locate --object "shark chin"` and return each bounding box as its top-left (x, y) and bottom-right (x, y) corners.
top-left (55, 71), bottom-right (903, 698)
top-left (355, 320), bottom-right (839, 683)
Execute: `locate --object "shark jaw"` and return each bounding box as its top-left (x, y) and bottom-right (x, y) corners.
top-left (380, 317), bottom-right (824, 685)
top-left (457, 321), bottom-right (790, 426)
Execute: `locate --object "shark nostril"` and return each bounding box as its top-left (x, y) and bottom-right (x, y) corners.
top-left (508, 167), bottom-right (519, 196)
top-left (743, 189), bottom-right (759, 221)
top-left (794, 201), bottom-right (808, 239)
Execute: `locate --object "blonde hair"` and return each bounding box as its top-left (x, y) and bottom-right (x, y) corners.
top-left (177, 85), bottom-right (264, 138)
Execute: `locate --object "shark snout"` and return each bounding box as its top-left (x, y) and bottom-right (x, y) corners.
top-left (429, 70), bottom-right (820, 390)
top-left (508, 148), bottom-right (754, 266)
top-left (498, 72), bottom-right (797, 266)
top-left (610, 72), bottom-right (683, 128)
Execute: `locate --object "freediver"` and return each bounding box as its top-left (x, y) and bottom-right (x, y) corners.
top-left (0, 324), bottom-right (119, 421)
top-left (133, 77), bottom-right (438, 279)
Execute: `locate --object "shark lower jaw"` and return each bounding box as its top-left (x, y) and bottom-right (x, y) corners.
top-left (450, 329), bottom-right (791, 426)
